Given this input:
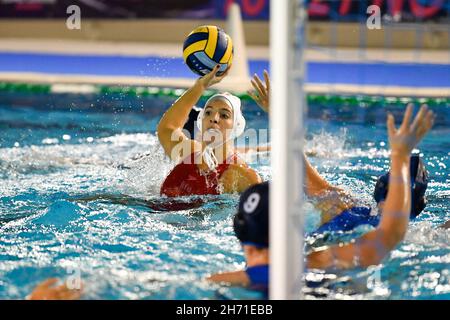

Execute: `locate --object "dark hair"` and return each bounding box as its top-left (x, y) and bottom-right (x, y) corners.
top-left (373, 154), bottom-right (428, 219)
top-left (183, 107), bottom-right (201, 139)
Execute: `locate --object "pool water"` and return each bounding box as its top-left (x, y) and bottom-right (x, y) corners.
top-left (0, 91), bottom-right (448, 299)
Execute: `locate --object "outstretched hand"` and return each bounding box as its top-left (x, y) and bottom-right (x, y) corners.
top-left (28, 278), bottom-right (83, 300)
top-left (248, 70), bottom-right (270, 113)
top-left (387, 103), bottom-right (435, 156)
top-left (197, 65), bottom-right (231, 89)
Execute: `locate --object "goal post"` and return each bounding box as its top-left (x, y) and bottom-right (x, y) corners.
top-left (269, 0), bottom-right (306, 300)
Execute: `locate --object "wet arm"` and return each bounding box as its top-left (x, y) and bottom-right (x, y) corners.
top-left (249, 71), bottom-right (353, 220)
top-left (248, 71), bottom-right (341, 197)
top-left (307, 104), bottom-right (435, 269)
top-left (207, 270), bottom-right (250, 286)
top-left (302, 152), bottom-right (336, 197)
top-left (157, 80), bottom-right (204, 160)
top-left (307, 153), bottom-right (411, 269)
top-left (157, 65), bottom-right (228, 161)
top-left (303, 152), bottom-right (356, 222)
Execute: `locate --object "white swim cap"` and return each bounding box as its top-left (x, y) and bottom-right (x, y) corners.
top-left (196, 92), bottom-right (246, 140)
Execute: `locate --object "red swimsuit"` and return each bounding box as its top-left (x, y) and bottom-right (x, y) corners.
top-left (160, 152), bottom-right (240, 197)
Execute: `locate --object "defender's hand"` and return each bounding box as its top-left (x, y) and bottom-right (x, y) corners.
top-left (387, 104), bottom-right (435, 156)
top-left (248, 70), bottom-right (270, 113)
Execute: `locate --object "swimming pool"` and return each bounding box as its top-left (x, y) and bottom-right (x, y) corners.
top-left (0, 90), bottom-right (448, 299)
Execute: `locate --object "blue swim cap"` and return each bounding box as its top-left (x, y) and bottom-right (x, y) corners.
top-left (373, 154), bottom-right (428, 219)
top-left (233, 182), bottom-right (269, 248)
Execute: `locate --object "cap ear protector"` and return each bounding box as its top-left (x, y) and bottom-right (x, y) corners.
top-left (409, 154), bottom-right (428, 219)
top-left (197, 93), bottom-right (246, 140)
top-left (373, 154), bottom-right (428, 219)
top-left (373, 173), bottom-right (389, 204)
top-left (233, 210), bottom-right (249, 242)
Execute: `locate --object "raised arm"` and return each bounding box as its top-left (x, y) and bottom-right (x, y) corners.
top-left (249, 71), bottom-right (354, 221)
top-left (301, 153), bottom-right (334, 196)
top-left (307, 104), bottom-right (435, 269)
top-left (157, 65), bottom-right (229, 161)
top-left (302, 152), bottom-right (357, 223)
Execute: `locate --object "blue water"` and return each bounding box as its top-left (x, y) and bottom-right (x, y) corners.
top-left (1, 52), bottom-right (450, 87)
top-left (0, 91), bottom-right (449, 299)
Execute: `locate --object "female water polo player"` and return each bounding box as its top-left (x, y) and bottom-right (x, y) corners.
top-left (208, 104), bottom-right (435, 291)
top-left (310, 152), bottom-right (429, 236)
top-left (158, 65), bottom-right (262, 197)
top-left (249, 72), bottom-right (430, 234)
